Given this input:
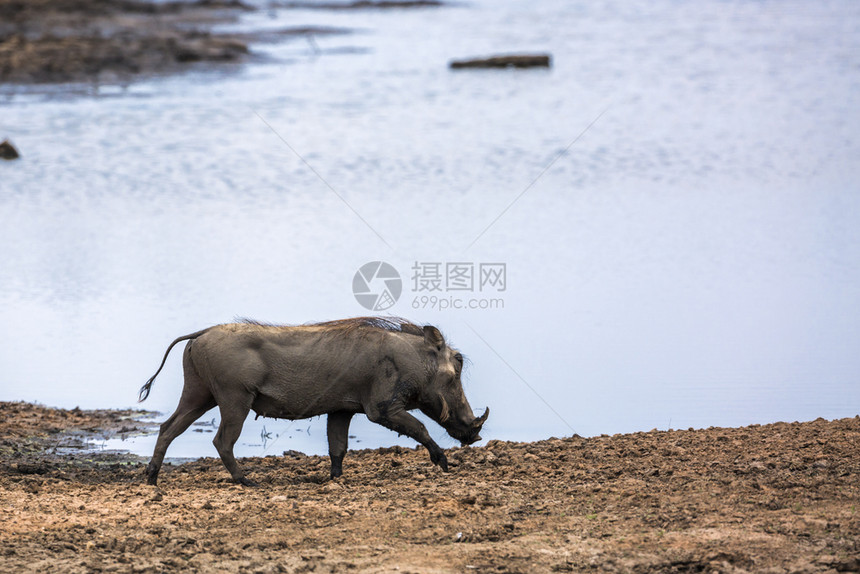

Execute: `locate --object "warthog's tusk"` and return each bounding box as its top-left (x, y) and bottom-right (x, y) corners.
top-left (472, 407), bottom-right (490, 428)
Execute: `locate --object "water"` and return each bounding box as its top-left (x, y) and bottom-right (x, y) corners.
top-left (2, 0), bottom-right (859, 460)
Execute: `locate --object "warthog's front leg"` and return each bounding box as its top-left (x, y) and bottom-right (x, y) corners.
top-left (366, 402), bottom-right (448, 472)
top-left (327, 411), bottom-right (355, 479)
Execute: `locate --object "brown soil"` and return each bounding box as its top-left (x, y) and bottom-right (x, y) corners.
top-left (0, 0), bottom-right (441, 84)
top-left (0, 0), bottom-right (257, 83)
top-left (1, 401), bottom-right (858, 573)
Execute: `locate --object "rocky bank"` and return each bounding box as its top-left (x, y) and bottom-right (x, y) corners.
top-left (1, 401), bottom-right (858, 573)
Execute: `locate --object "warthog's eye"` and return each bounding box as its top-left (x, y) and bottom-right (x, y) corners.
top-left (454, 353), bottom-right (464, 365)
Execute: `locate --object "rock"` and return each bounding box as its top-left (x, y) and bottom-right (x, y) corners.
top-left (322, 481), bottom-right (343, 492)
top-left (450, 53), bottom-right (551, 69)
top-left (0, 139), bottom-right (20, 160)
top-left (14, 462), bottom-right (47, 474)
top-left (459, 492), bottom-right (477, 505)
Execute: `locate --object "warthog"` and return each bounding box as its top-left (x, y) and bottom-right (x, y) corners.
top-left (138, 317), bottom-right (488, 486)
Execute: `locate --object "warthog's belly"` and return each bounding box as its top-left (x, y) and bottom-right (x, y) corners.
top-left (250, 392), bottom-right (359, 420)
top-left (250, 394), bottom-right (307, 420)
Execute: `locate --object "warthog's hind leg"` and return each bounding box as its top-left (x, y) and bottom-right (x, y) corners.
top-left (326, 411), bottom-right (355, 479)
top-left (146, 383), bottom-right (215, 485)
top-left (213, 392), bottom-right (256, 486)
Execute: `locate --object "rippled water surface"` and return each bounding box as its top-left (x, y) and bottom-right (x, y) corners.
top-left (2, 0), bottom-right (860, 459)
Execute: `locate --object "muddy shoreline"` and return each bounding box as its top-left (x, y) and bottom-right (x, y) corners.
top-left (0, 402), bottom-right (156, 477)
top-left (0, 0), bottom-right (256, 84)
top-left (1, 401), bottom-right (858, 573)
top-left (0, 0), bottom-right (440, 84)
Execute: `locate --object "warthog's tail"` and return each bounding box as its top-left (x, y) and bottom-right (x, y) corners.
top-left (138, 328), bottom-right (213, 402)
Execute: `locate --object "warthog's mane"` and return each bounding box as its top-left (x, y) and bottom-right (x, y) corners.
top-left (238, 316), bottom-right (425, 337)
top-left (312, 316), bottom-right (425, 336)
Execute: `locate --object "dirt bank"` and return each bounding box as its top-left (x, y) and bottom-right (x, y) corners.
top-left (0, 0), bottom-right (257, 83)
top-left (1, 401), bottom-right (858, 573)
top-left (0, 0), bottom-right (443, 84)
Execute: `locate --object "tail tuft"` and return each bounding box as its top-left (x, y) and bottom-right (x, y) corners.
top-left (138, 376), bottom-right (155, 402)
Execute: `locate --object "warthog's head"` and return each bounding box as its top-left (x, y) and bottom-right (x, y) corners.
top-left (419, 325), bottom-right (489, 446)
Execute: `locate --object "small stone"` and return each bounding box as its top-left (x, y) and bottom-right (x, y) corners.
top-left (322, 481), bottom-right (342, 492)
top-left (0, 139), bottom-right (20, 160)
top-left (459, 493), bottom-right (477, 505)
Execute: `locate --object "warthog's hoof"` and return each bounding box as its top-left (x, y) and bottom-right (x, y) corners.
top-left (145, 463), bottom-right (159, 486)
top-left (431, 451), bottom-right (449, 472)
top-left (235, 477), bottom-right (259, 487)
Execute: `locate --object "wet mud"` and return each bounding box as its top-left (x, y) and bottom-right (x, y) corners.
top-left (1, 401), bottom-right (858, 573)
top-left (0, 0), bottom-right (396, 84)
top-left (0, 0), bottom-right (259, 83)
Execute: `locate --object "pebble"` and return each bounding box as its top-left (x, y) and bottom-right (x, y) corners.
top-left (0, 140), bottom-right (19, 160)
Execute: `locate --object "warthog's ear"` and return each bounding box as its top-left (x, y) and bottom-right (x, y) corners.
top-left (423, 325), bottom-right (445, 351)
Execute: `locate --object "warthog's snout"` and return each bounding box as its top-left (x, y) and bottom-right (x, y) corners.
top-left (459, 407), bottom-right (490, 445)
